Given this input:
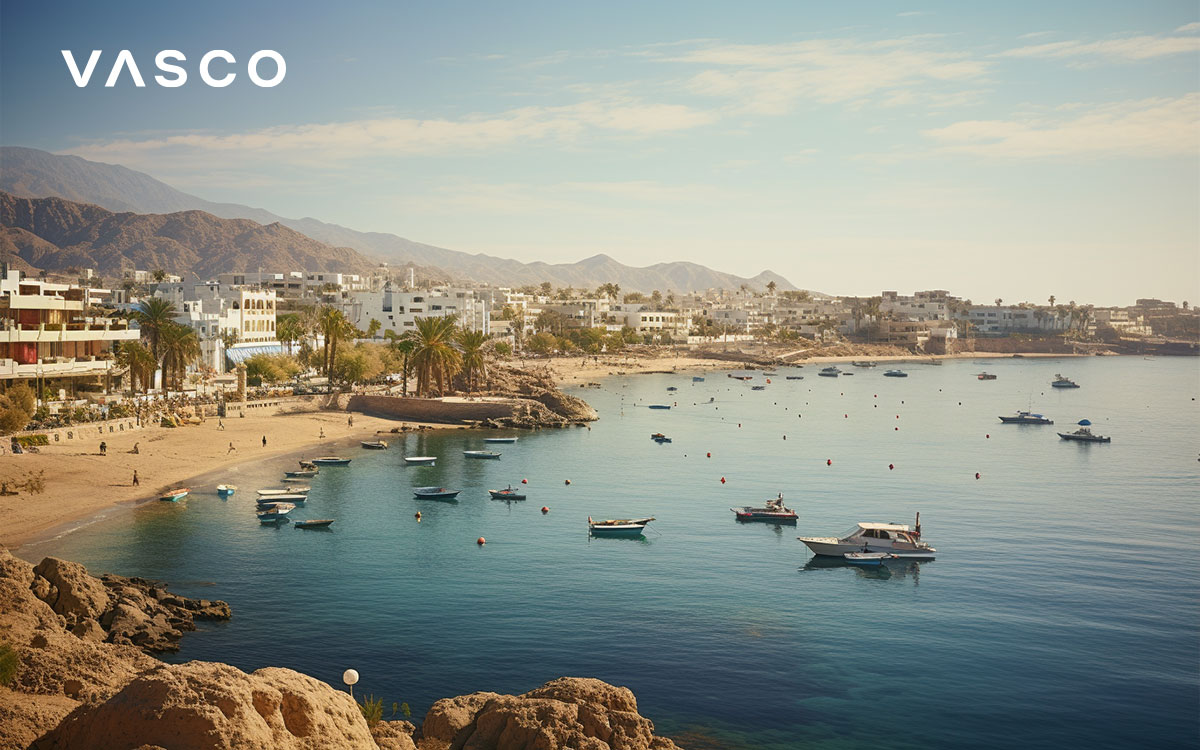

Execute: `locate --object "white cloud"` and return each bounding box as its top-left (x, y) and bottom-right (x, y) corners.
top-left (64, 99), bottom-right (716, 169)
top-left (655, 37), bottom-right (988, 114)
top-left (922, 94), bottom-right (1199, 158)
top-left (1176, 22), bottom-right (1200, 33)
top-left (998, 32), bottom-right (1200, 61)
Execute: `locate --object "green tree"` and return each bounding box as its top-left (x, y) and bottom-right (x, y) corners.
top-left (134, 297), bottom-right (177, 363)
top-left (526, 331), bottom-right (557, 355)
top-left (384, 330), bottom-right (417, 395)
top-left (365, 318), bottom-right (382, 339)
top-left (275, 314), bottom-right (304, 354)
top-left (411, 316), bottom-right (462, 396)
top-left (0, 383), bottom-right (36, 434)
top-left (457, 329), bottom-right (489, 393)
top-left (115, 341), bottom-right (156, 394)
top-left (152, 269), bottom-right (167, 282)
top-left (159, 323), bottom-right (200, 390)
top-left (318, 307), bottom-right (355, 382)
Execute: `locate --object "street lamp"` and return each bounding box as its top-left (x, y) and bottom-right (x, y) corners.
top-left (36, 366), bottom-right (44, 409)
top-left (342, 669), bottom-right (359, 698)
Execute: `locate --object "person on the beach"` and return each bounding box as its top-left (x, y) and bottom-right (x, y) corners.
top-left (228, 442), bottom-right (236, 453)
top-left (262, 435), bottom-right (267, 448)
top-left (218, 419), bottom-right (225, 430)
top-left (347, 415), bottom-right (354, 428)
top-left (99, 441), bottom-right (106, 456)
top-left (132, 470), bottom-right (139, 486)
top-left (130, 442), bottom-right (140, 454)
top-left (319, 427), bottom-right (325, 439)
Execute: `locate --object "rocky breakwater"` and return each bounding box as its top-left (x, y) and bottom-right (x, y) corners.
top-left (478, 365), bottom-right (599, 429)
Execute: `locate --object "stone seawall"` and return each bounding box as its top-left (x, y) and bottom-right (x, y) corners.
top-left (346, 395), bottom-right (518, 424)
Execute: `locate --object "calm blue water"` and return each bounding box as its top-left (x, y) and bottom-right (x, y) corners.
top-left (21, 357), bottom-right (1200, 749)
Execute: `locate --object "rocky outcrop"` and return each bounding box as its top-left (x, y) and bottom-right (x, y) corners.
top-left (478, 365), bottom-right (598, 429)
top-left (0, 550), bottom-right (680, 750)
top-left (32, 662), bottom-right (377, 750)
top-left (416, 677), bottom-right (679, 750)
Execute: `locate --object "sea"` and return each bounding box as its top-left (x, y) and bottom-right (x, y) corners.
top-left (21, 356), bottom-right (1200, 749)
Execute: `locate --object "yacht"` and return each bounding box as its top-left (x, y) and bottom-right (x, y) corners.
top-left (1051, 374), bottom-right (1080, 389)
top-left (799, 515), bottom-right (935, 558)
top-left (999, 411), bottom-right (1053, 425)
top-left (817, 366), bottom-right (841, 377)
top-left (731, 493), bottom-right (798, 524)
top-left (883, 369), bottom-right (907, 378)
top-left (1058, 427), bottom-right (1111, 443)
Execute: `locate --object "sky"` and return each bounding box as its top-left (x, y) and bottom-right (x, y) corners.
top-left (1, 0), bottom-right (1197, 306)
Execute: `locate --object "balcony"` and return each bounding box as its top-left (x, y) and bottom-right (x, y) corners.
top-left (0, 320), bottom-right (139, 344)
top-left (0, 356), bottom-right (114, 380)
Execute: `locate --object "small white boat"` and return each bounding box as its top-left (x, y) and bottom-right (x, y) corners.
top-left (159, 488), bottom-right (190, 502)
top-left (257, 503), bottom-right (295, 522)
top-left (483, 437), bottom-right (518, 444)
top-left (799, 514), bottom-right (935, 558)
top-left (843, 551), bottom-right (893, 565)
top-left (361, 440), bottom-right (388, 450)
top-left (404, 456), bottom-right (437, 465)
top-left (294, 519), bottom-right (335, 529)
top-left (258, 487), bottom-right (308, 496)
top-left (216, 485), bottom-right (236, 496)
top-left (489, 485), bottom-right (527, 500)
top-left (413, 487), bottom-right (461, 500)
top-left (311, 456), bottom-right (351, 465)
top-left (463, 450), bottom-right (501, 459)
top-left (284, 469), bottom-right (318, 478)
top-left (817, 367), bottom-right (841, 378)
top-left (588, 516), bottom-right (655, 537)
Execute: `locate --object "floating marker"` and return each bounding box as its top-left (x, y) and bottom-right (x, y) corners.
top-left (706, 452), bottom-right (711, 458)
top-left (477, 537), bottom-right (486, 546)
top-left (541, 506), bottom-right (549, 513)
top-left (986, 434), bottom-right (990, 439)
top-left (975, 472), bottom-right (981, 479)
top-left (564, 479), bottom-right (571, 486)
top-left (889, 464), bottom-right (894, 470)
top-left (414, 511), bottom-right (421, 520)
top-left (720, 477), bottom-right (726, 484)
top-left (521, 478), bottom-right (528, 484)
top-left (827, 459), bottom-right (832, 466)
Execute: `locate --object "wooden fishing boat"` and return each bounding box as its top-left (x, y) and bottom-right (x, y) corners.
top-left (284, 469), bottom-right (319, 478)
top-left (361, 440), bottom-right (388, 449)
top-left (692, 376), bottom-right (705, 382)
top-left (413, 487), bottom-right (461, 500)
top-left (294, 519), bottom-right (335, 529)
top-left (883, 370), bottom-right (908, 378)
top-left (489, 485), bottom-right (527, 500)
top-left (159, 488), bottom-right (190, 502)
top-left (588, 516), bottom-right (655, 537)
top-left (257, 503), bottom-right (295, 522)
top-left (463, 450), bottom-right (501, 459)
top-left (310, 456), bottom-right (351, 465)
top-left (256, 495), bottom-right (308, 507)
top-left (731, 493), bottom-right (798, 524)
top-left (216, 485), bottom-right (236, 496)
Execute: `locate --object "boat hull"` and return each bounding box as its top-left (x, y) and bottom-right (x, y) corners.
top-left (800, 537), bottom-right (936, 558)
top-left (463, 451), bottom-right (501, 459)
top-left (489, 491), bottom-right (527, 500)
top-left (404, 457), bottom-right (437, 465)
top-left (1058, 433), bottom-right (1110, 443)
top-left (311, 458), bottom-right (351, 465)
top-left (589, 526), bottom-right (648, 537)
top-left (483, 438), bottom-right (518, 443)
top-left (999, 417), bottom-right (1053, 424)
top-left (733, 512), bottom-right (798, 524)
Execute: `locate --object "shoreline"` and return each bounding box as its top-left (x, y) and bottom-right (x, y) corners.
top-left (2, 409), bottom-right (458, 552)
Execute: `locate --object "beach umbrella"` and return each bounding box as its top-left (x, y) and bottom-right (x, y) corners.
top-left (1077, 419), bottom-right (1092, 426)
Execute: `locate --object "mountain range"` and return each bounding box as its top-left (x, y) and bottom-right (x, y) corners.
top-left (0, 146), bottom-right (796, 293)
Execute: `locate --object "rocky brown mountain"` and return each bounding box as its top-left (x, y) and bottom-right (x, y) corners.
top-left (0, 191), bottom-right (376, 279)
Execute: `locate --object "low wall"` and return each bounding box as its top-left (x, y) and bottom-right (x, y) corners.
top-left (21, 416), bottom-right (145, 446)
top-left (346, 395), bottom-right (518, 424)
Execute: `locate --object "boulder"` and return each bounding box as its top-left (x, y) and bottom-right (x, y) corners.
top-left (32, 558), bottom-right (110, 627)
top-left (32, 662), bottom-right (378, 750)
top-left (372, 720), bottom-right (418, 750)
top-left (416, 678), bottom-right (679, 750)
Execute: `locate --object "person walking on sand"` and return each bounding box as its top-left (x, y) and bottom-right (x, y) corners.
top-left (218, 419), bottom-right (225, 431)
top-left (132, 470), bottom-right (139, 486)
top-left (347, 415), bottom-right (354, 428)
top-left (99, 441), bottom-right (106, 456)
top-left (262, 435), bottom-right (267, 448)
top-left (228, 442), bottom-right (236, 453)
top-left (319, 427), bottom-right (325, 439)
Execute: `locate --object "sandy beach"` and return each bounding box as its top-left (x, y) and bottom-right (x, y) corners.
top-left (1, 409), bottom-right (452, 550)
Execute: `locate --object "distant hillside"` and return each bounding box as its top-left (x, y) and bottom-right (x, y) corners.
top-left (0, 192), bottom-right (375, 279)
top-left (0, 146), bottom-right (800, 293)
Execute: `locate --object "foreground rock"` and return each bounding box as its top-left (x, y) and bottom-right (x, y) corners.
top-left (32, 662), bottom-right (377, 750)
top-left (417, 677), bottom-right (679, 750)
top-left (0, 550), bottom-right (680, 750)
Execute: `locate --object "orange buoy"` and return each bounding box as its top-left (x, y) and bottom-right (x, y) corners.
top-left (975, 472), bottom-right (981, 479)
top-left (706, 452), bottom-right (711, 458)
top-left (986, 434), bottom-right (990, 439)
top-left (895, 427), bottom-right (899, 431)
top-left (827, 459), bottom-right (832, 466)
top-left (564, 479), bottom-right (571, 485)
top-left (889, 464), bottom-right (894, 470)
top-left (521, 478), bottom-right (528, 484)
top-left (477, 537), bottom-right (486, 545)
top-left (541, 506), bottom-right (549, 513)
top-left (720, 477), bottom-right (726, 484)
top-left (844, 414), bottom-right (848, 418)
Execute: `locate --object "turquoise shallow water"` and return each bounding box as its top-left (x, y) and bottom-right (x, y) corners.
top-left (21, 357), bottom-right (1200, 749)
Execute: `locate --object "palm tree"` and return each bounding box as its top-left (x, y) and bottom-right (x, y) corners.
top-left (116, 341), bottom-right (156, 394)
top-left (384, 330), bottom-right (417, 395)
top-left (159, 323), bottom-right (200, 391)
top-left (412, 316), bottom-right (462, 396)
top-left (276, 314), bottom-right (304, 354)
top-left (457, 329), bottom-right (489, 393)
top-left (134, 297), bottom-right (177, 363)
top-left (767, 281), bottom-right (777, 295)
top-left (1048, 295), bottom-right (1056, 308)
top-left (318, 307), bottom-right (355, 381)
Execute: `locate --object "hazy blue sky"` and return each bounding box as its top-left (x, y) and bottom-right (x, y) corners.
top-left (2, 0), bottom-right (1197, 304)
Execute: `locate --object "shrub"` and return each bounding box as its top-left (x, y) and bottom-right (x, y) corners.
top-left (14, 435), bottom-right (49, 447)
top-left (0, 642), bottom-right (18, 686)
top-left (358, 694), bottom-right (383, 727)
top-left (493, 341), bottom-right (512, 357)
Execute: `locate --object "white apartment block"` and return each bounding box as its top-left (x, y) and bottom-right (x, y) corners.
top-left (343, 286), bottom-right (490, 338)
top-left (155, 283), bottom-right (281, 371)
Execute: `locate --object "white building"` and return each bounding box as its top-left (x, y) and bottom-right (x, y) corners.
top-left (155, 283), bottom-right (281, 372)
top-left (343, 286), bottom-right (490, 338)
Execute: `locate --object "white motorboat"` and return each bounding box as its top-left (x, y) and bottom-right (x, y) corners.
top-left (404, 456), bottom-right (437, 465)
top-left (589, 516), bottom-right (655, 537)
top-left (799, 514), bottom-right (935, 558)
top-left (258, 487), bottom-right (308, 496)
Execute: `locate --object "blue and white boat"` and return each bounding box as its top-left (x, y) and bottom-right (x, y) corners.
top-left (588, 516), bottom-right (655, 537)
top-left (216, 485), bottom-right (236, 497)
top-left (256, 495), bottom-right (307, 508)
top-left (1051, 374), bottom-right (1080, 389)
top-left (463, 450), bottom-right (501, 459)
top-left (999, 411), bottom-right (1053, 425)
top-left (883, 369), bottom-right (908, 378)
top-left (159, 488), bottom-right (190, 502)
top-left (257, 502), bottom-right (295, 522)
top-left (311, 456), bottom-right (352, 465)
top-left (817, 367), bottom-right (841, 377)
top-left (648, 404), bottom-right (672, 410)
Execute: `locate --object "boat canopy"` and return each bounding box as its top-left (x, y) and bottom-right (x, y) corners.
top-left (856, 522), bottom-right (911, 531)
